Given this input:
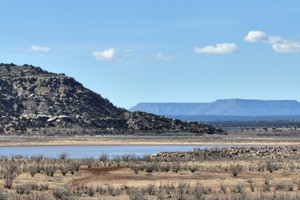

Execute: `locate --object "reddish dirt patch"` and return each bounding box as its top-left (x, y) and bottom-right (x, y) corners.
top-left (71, 166), bottom-right (128, 187)
top-left (81, 166), bottom-right (125, 175)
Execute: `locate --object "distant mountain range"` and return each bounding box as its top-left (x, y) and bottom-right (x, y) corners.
top-left (130, 99), bottom-right (300, 116)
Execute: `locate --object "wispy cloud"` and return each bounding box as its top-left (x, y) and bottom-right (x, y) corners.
top-left (134, 54), bottom-right (142, 59)
top-left (123, 48), bottom-right (134, 53)
top-left (244, 31), bottom-right (300, 53)
top-left (151, 53), bottom-right (175, 60)
top-left (93, 48), bottom-right (121, 61)
top-left (194, 43), bottom-right (238, 54)
top-left (30, 45), bottom-right (51, 52)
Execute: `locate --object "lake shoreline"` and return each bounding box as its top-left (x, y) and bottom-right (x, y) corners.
top-left (0, 135), bottom-right (300, 147)
top-left (1, 141), bottom-right (300, 147)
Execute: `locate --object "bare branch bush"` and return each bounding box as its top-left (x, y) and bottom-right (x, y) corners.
top-left (230, 164), bottom-right (243, 177)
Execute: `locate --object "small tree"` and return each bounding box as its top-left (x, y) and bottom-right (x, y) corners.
top-left (247, 179), bottom-right (255, 192)
top-left (189, 165), bottom-right (198, 173)
top-left (266, 160), bottom-right (277, 173)
top-left (230, 164), bottom-right (243, 177)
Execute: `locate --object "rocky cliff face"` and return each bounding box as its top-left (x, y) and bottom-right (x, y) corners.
top-left (0, 63), bottom-right (221, 135)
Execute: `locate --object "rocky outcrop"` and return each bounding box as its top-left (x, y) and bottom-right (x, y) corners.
top-left (153, 147), bottom-right (300, 161)
top-left (124, 111), bottom-right (220, 134)
top-left (0, 63), bottom-right (221, 135)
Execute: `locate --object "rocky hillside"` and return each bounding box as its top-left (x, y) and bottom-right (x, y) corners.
top-left (0, 63), bottom-right (221, 135)
top-left (153, 147), bottom-right (300, 161)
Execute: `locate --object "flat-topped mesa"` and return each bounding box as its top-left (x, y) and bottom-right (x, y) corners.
top-left (0, 63), bottom-right (221, 135)
top-left (130, 99), bottom-right (300, 116)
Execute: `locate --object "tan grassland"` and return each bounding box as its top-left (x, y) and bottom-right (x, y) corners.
top-left (0, 149), bottom-right (300, 199)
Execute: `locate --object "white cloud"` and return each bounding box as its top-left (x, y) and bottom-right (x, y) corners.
top-left (244, 31), bottom-right (300, 53)
top-left (151, 53), bottom-right (175, 60)
top-left (244, 31), bottom-right (269, 43)
top-left (194, 43), bottom-right (238, 54)
top-left (272, 42), bottom-right (300, 53)
top-left (30, 45), bottom-right (51, 52)
top-left (93, 48), bottom-right (121, 61)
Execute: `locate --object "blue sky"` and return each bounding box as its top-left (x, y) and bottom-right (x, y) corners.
top-left (1, 1), bottom-right (300, 109)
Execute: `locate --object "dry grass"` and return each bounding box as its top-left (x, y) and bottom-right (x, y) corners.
top-left (0, 150), bottom-right (299, 199)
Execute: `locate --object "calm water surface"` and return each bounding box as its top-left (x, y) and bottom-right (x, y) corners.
top-left (0, 145), bottom-right (232, 159)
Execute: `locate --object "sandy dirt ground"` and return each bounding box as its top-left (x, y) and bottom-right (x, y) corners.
top-left (0, 134), bottom-right (300, 146)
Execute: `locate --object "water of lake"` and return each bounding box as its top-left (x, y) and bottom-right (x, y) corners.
top-left (0, 145), bottom-right (235, 159)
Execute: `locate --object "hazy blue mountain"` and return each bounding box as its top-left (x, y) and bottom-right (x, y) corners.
top-left (129, 103), bottom-right (208, 115)
top-left (130, 99), bottom-right (300, 116)
top-left (166, 115), bottom-right (300, 122)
